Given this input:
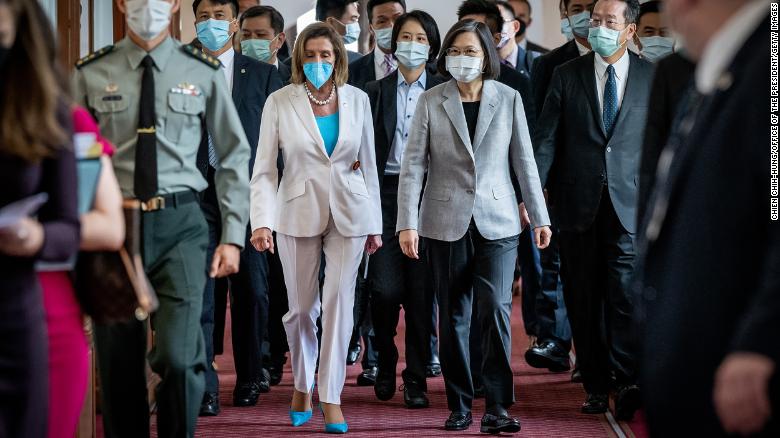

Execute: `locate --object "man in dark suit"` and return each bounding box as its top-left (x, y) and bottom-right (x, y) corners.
top-left (637, 1), bottom-right (778, 436)
top-left (317, 0), bottom-right (363, 63)
top-left (348, 0), bottom-right (406, 90)
top-left (192, 0), bottom-right (283, 416)
top-left (507, 0), bottom-right (548, 54)
top-left (495, 1), bottom-right (541, 80)
top-left (364, 10), bottom-right (443, 409)
top-left (239, 5), bottom-right (291, 84)
top-left (534, 0), bottom-right (652, 420)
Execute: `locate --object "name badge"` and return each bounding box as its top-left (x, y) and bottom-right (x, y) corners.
top-left (170, 82), bottom-right (202, 96)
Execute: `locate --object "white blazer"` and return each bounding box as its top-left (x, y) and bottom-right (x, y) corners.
top-left (250, 83), bottom-right (382, 238)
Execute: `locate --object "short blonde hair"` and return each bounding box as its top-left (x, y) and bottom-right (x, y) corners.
top-left (290, 22), bottom-right (349, 87)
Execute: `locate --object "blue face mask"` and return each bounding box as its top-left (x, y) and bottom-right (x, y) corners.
top-left (303, 62), bottom-right (334, 89)
top-left (588, 25), bottom-right (626, 58)
top-left (343, 22), bottom-right (361, 45)
top-left (374, 27), bottom-right (393, 50)
top-left (197, 18), bottom-right (233, 52)
top-left (560, 17), bottom-right (574, 41)
top-left (568, 11), bottom-right (591, 38)
top-left (639, 36), bottom-right (675, 63)
top-left (241, 36), bottom-right (278, 63)
top-left (394, 41), bottom-right (429, 68)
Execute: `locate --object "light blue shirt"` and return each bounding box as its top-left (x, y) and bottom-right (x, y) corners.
top-left (315, 112), bottom-right (339, 157)
top-left (386, 70), bottom-right (427, 175)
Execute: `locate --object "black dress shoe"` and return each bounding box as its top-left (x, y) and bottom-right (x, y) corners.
top-left (426, 363), bottom-right (442, 378)
top-left (581, 393), bottom-right (608, 414)
top-left (444, 411), bottom-right (473, 431)
top-left (258, 368), bottom-right (271, 393)
top-left (614, 385), bottom-right (641, 421)
top-left (268, 360), bottom-right (284, 386)
top-left (233, 381), bottom-right (261, 407)
top-left (199, 392), bottom-right (220, 416)
top-left (346, 343), bottom-right (362, 365)
top-left (374, 371), bottom-right (395, 401)
top-left (571, 367), bottom-right (583, 383)
top-left (524, 340), bottom-right (570, 372)
top-left (401, 380), bottom-right (429, 409)
top-left (480, 413), bottom-right (521, 434)
top-left (356, 366), bottom-right (378, 386)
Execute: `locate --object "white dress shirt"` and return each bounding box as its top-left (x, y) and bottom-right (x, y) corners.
top-left (217, 47), bottom-right (235, 91)
top-left (594, 48), bottom-right (630, 113)
top-left (576, 40), bottom-right (591, 56)
top-left (373, 47), bottom-right (397, 80)
top-left (503, 43), bottom-right (519, 69)
top-left (696, 0), bottom-right (766, 94)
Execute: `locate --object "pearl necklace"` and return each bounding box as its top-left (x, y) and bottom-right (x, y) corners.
top-left (304, 81), bottom-right (336, 106)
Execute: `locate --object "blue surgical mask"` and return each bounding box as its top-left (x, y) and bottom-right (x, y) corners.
top-left (197, 18), bottom-right (233, 52)
top-left (241, 36), bottom-right (278, 63)
top-left (568, 11), bottom-right (590, 38)
top-left (639, 36), bottom-right (675, 63)
top-left (343, 22), bottom-right (361, 44)
top-left (560, 17), bottom-right (574, 41)
top-left (588, 25), bottom-right (626, 58)
top-left (303, 62), bottom-right (333, 89)
top-left (374, 27), bottom-right (393, 50)
top-left (395, 41), bottom-right (429, 68)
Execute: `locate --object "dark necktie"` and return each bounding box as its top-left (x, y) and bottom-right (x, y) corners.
top-left (603, 64), bottom-right (618, 137)
top-left (134, 55), bottom-right (158, 201)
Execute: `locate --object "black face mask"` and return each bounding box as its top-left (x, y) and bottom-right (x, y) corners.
top-left (517, 19), bottom-right (527, 38)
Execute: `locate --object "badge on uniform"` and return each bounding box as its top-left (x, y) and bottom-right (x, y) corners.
top-left (170, 82), bottom-right (202, 96)
top-left (101, 83), bottom-right (123, 101)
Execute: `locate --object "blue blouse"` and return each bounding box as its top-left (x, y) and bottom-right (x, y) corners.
top-left (315, 112), bottom-right (339, 157)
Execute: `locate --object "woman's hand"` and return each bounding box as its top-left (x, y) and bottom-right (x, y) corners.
top-left (250, 227), bottom-right (274, 253)
top-left (534, 225), bottom-right (552, 249)
top-left (0, 217), bottom-right (45, 257)
top-left (365, 235), bottom-right (382, 255)
top-left (399, 229), bottom-right (419, 259)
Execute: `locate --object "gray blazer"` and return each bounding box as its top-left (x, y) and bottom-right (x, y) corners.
top-left (396, 79), bottom-right (550, 242)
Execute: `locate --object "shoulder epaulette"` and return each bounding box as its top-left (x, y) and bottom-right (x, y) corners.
top-left (75, 45), bottom-right (114, 69)
top-left (181, 45), bottom-right (221, 69)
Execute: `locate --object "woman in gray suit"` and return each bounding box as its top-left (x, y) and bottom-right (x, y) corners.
top-left (396, 19), bottom-right (551, 434)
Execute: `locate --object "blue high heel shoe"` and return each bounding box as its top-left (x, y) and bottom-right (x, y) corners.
top-left (320, 404), bottom-right (348, 434)
top-left (289, 384), bottom-right (315, 427)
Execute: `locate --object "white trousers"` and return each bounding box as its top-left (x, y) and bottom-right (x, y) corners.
top-left (277, 215), bottom-right (365, 405)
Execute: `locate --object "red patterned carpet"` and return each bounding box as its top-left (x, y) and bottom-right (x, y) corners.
top-left (138, 296), bottom-right (649, 437)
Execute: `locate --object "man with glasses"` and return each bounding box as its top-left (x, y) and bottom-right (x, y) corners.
top-left (494, 1), bottom-right (540, 79)
top-left (533, 0), bottom-right (652, 421)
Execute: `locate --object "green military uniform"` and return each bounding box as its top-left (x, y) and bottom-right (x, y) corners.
top-left (72, 36), bottom-right (250, 438)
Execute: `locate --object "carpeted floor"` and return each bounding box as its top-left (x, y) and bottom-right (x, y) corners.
top-left (140, 296), bottom-right (649, 437)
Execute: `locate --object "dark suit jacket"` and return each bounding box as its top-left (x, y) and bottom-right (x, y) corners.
top-left (636, 53), bottom-right (695, 223)
top-left (347, 51), bottom-right (376, 91)
top-left (533, 51), bottom-right (654, 234)
top-left (526, 40), bottom-right (549, 54)
top-left (530, 39), bottom-right (580, 117)
top-left (498, 63), bottom-right (536, 135)
top-left (276, 60), bottom-right (292, 85)
top-left (198, 52), bottom-right (283, 177)
top-left (364, 70), bottom-right (444, 186)
top-left (637, 16), bottom-right (779, 436)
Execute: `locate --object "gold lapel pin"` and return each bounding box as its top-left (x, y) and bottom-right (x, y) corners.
top-left (105, 83), bottom-right (119, 93)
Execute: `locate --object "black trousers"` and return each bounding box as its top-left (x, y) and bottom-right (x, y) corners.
top-left (368, 175), bottom-right (434, 386)
top-left (559, 188), bottom-right (637, 394)
top-left (201, 168), bottom-right (269, 392)
top-left (266, 233), bottom-right (289, 368)
top-left (429, 221), bottom-right (519, 413)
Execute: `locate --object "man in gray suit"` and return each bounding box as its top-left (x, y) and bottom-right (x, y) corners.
top-left (533, 0), bottom-right (652, 421)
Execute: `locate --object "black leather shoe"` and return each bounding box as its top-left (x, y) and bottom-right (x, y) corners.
top-left (571, 367), bottom-right (583, 383)
top-left (346, 343), bottom-right (362, 365)
top-left (614, 385), bottom-right (641, 421)
top-left (356, 366), bottom-right (378, 386)
top-left (581, 393), bottom-right (608, 414)
top-left (374, 371), bottom-right (395, 401)
top-left (233, 381), bottom-right (261, 407)
top-left (524, 341), bottom-right (570, 372)
top-left (268, 360), bottom-right (284, 386)
top-left (199, 392), bottom-right (220, 416)
top-left (444, 411), bottom-right (472, 431)
top-left (480, 413), bottom-right (521, 434)
top-left (258, 368), bottom-right (271, 393)
top-left (401, 380), bottom-right (429, 409)
top-left (426, 363), bottom-right (442, 378)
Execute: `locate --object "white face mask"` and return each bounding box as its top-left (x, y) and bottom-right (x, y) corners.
top-left (126, 0), bottom-right (172, 41)
top-left (445, 55), bottom-right (483, 83)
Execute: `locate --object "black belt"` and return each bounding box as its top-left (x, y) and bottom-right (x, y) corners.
top-left (124, 190), bottom-right (199, 212)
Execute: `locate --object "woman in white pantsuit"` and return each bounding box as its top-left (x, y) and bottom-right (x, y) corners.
top-left (249, 22), bottom-right (382, 434)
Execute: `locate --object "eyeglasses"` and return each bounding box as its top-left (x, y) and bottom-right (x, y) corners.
top-left (446, 47), bottom-right (482, 57)
top-left (588, 18), bottom-right (627, 30)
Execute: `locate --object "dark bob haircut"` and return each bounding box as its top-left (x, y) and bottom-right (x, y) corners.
top-left (437, 19), bottom-right (500, 81)
top-left (390, 10), bottom-right (441, 65)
